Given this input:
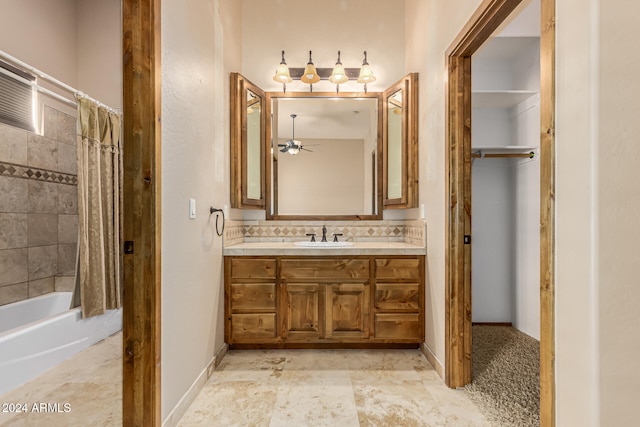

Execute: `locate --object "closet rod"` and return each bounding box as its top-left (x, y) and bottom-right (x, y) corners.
top-left (0, 49), bottom-right (120, 114)
top-left (471, 152), bottom-right (535, 159)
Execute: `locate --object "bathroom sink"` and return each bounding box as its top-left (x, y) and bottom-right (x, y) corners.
top-left (294, 241), bottom-right (354, 248)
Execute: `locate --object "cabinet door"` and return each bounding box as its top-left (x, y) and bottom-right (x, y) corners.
top-left (283, 283), bottom-right (323, 340)
top-left (383, 73), bottom-right (418, 209)
top-left (326, 283), bottom-right (370, 339)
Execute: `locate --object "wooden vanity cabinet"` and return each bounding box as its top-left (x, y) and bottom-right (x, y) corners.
top-left (280, 259), bottom-right (370, 342)
top-left (373, 258), bottom-right (424, 341)
top-left (225, 255), bottom-right (424, 348)
top-left (225, 258), bottom-right (278, 343)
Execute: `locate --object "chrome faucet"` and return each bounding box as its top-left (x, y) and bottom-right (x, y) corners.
top-left (321, 225), bottom-right (327, 242)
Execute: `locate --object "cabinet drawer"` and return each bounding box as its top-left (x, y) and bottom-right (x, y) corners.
top-left (281, 259), bottom-right (369, 280)
top-left (374, 283), bottom-right (419, 310)
top-left (230, 283), bottom-right (276, 311)
top-left (375, 258), bottom-right (421, 280)
top-left (374, 313), bottom-right (421, 340)
top-left (230, 258), bottom-right (276, 279)
top-left (230, 313), bottom-right (276, 340)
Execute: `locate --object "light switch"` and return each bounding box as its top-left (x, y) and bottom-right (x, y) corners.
top-left (189, 198), bottom-right (196, 219)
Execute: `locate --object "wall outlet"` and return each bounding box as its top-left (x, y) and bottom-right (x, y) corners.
top-left (189, 198), bottom-right (196, 219)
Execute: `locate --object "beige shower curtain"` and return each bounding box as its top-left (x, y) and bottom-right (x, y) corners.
top-left (76, 96), bottom-right (122, 318)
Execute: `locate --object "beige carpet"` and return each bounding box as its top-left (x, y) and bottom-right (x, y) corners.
top-left (464, 325), bottom-right (540, 427)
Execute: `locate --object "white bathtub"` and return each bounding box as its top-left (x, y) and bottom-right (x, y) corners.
top-left (0, 292), bottom-right (122, 396)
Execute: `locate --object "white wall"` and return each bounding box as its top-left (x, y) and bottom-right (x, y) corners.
top-left (511, 96), bottom-right (540, 339)
top-left (161, 0), bottom-right (241, 421)
top-left (0, 0), bottom-right (78, 88)
top-left (76, 0), bottom-right (123, 110)
top-left (471, 159), bottom-right (514, 323)
top-left (0, 0), bottom-right (121, 117)
top-left (241, 0), bottom-right (405, 94)
top-left (598, 2), bottom-right (640, 423)
top-left (277, 138), bottom-right (365, 215)
top-left (556, 0), bottom-right (640, 425)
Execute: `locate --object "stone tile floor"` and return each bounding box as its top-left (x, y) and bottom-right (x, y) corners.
top-left (179, 349), bottom-right (490, 427)
top-left (0, 333), bottom-right (490, 426)
top-left (0, 332), bottom-right (122, 426)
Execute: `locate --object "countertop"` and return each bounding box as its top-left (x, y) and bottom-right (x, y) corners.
top-left (223, 241), bottom-right (427, 256)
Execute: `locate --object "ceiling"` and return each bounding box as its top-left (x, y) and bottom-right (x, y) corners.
top-left (275, 97), bottom-right (377, 140)
top-left (473, 0), bottom-right (540, 62)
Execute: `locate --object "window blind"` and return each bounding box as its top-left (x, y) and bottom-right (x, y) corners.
top-left (0, 60), bottom-right (35, 132)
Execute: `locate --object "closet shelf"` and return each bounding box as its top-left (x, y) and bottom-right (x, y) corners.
top-left (471, 146), bottom-right (538, 159)
top-left (472, 90), bottom-right (539, 109)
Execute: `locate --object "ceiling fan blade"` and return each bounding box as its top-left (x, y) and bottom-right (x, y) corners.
top-left (279, 147), bottom-right (288, 153)
top-left (277, 144), bottom-right (286, 147)
top-left (300, 148), bottom-right (313, 152)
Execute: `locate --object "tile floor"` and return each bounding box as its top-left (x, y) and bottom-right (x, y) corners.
top-left (0, 332), bottom-right (122, 426)
top-left (0, 334), bottom-right (490, 426)
top-left (178, 349), bottom-right (490, 427)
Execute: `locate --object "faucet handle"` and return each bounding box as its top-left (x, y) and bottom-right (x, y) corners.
top-left (305, 233), bottom-right (316, 242)
top-left (332, 233), bottom-right (343, 242)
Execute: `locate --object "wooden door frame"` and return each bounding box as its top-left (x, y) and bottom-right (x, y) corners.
top-left (122, 0), bottom-right (162, 426)
top-left (444, 0), bottom-right (555, 426)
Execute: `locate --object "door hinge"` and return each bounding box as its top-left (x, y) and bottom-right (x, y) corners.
top-left (124, 241), bottom-right (134, 254)
top-left (464, 235), bottom-right (471, 245)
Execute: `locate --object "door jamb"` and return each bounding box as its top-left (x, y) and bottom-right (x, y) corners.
top-left (444, 0), bottom-right (556, 426)
top-left (122, 0), bottom-right (162, 425)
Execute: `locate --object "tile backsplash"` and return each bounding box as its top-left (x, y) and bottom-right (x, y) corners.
top-left (0, 106), bottom-right (77, 306)
top-left (224, 219), bottom-right (426, 247)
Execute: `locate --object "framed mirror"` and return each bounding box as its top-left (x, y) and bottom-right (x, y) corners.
top-left (383, 73), bottom-right (418, 208)
top-left (230, 73), bottom-right (265, 208)
top-left (265, 92), bottom-right (383, 220)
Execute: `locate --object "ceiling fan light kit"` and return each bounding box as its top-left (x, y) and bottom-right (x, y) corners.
top-left (277, 113), bottom-right (316, 155)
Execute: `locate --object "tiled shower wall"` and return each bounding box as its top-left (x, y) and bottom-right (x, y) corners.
top-left (0, 105), bottom-right (78, 306)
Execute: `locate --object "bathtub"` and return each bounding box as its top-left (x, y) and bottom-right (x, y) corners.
top-left (0, 292), bottom-right (122, 396)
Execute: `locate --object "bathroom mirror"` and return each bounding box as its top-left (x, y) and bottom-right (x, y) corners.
top-left (265, 92), bottom-right (383, 220)
top-left (383, 73), bottom-right (418, 208)
top-left (230, 73), bottom-right (265, 208)
top-left (230, 73), bottom-right (418, 218)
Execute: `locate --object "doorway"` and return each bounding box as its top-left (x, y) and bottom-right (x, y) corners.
top-left (444, 0), bottom-right (555, 426)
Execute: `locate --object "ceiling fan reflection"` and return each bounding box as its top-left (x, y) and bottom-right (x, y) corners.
top-left (277, 114), bottom-right (317, 155)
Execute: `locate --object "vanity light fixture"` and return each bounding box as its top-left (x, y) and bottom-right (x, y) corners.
top-left (272, 50), bottom-right (293, 92)
top-left (356, 51), bottom-right (376, 93)
top-left (329, 50), bottom-right (349, 93)
top-left (272, 50), bottom-right (375, 93)
top-left (300, 50), bottom-right (321, 91)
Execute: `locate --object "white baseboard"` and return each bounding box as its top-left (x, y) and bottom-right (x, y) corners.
top-left (162, 343), bottom-right (229, 427)
top-left (421, 343), bottom-right (445, 380)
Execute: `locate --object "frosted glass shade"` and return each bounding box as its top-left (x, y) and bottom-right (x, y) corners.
top-left (329, 63), bottom-right (349, 84)
top-left (287, 144), bottom-right (300, 155)
top-left (357, 64), bottom-right (376, 84)
top-left (273, 63), bottom-right (293, 83)
top-left (301, 63), bottom-right (320, 84)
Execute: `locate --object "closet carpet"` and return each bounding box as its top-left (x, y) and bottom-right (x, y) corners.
top-left (463, 325), bottom-right (540, 427)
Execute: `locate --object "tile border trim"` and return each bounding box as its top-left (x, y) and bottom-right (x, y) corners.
top-left (0, 161), bottom-right (77, 186)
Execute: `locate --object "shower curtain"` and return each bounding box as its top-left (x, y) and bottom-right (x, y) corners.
top-left (75, 96), bottom-right (122, 318)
